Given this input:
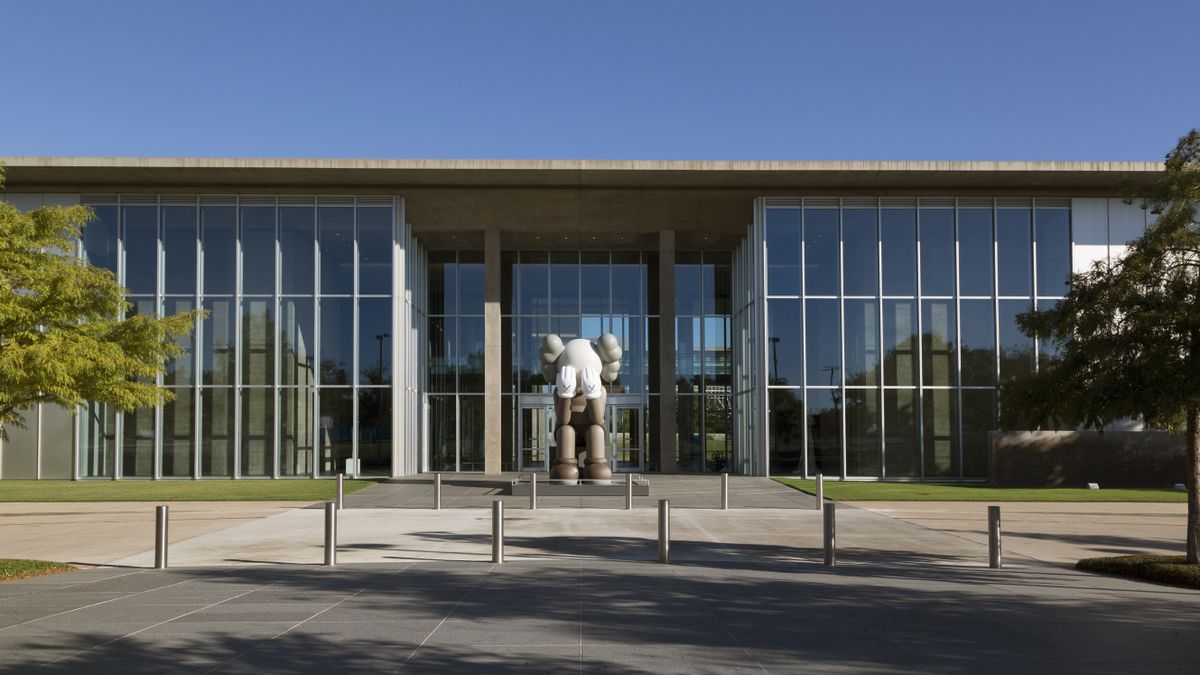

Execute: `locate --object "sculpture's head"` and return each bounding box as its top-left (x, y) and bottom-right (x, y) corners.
top-left (539, 333), bottom-right (623, 388)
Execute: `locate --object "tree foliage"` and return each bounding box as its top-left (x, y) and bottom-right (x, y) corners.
top-left (1001, 130), bottom-right (1200, 562)
top-left (0, 172), bottom-right (199, 439)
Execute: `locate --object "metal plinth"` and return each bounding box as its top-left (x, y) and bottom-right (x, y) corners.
top-left (511, 475), bottom-right (651, 496)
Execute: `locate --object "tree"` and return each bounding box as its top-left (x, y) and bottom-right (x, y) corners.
top-left (0, 170), bottom-right (199, 440)
top-left (1001, 130), bottom-right (1200, 563)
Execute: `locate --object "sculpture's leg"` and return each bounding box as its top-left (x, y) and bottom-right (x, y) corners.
top-left (551, 396), bottom-right (579, 480)
top-left (584, 424), bottom-right (612, 480)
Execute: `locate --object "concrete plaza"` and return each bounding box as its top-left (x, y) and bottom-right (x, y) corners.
top-left (0, 477), bottom-right (1196, 673)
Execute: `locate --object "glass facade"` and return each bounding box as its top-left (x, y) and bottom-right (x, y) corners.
top-left (76, 195), bottom-right (400, 479)
top-left (675, 251), bottom-right (732, 472)
top-left (762, 198), bottom-right (1070, 479)
top-left (427, 250), bottom-right (486, 472)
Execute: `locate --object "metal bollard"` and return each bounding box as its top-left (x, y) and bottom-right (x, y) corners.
top-left (988, 505), bottom-right (1002, 569)
top-left (336, 473), bottom-right (344, 510)
top-left (625, 473), bottom-right (634, 510)
top-left (434, 472), bottom-right (442, 510)
top-left (721, 473), bottom-right (729, 510)
top-left (658, 499), bottom-right (671, 564)
top-left (324, 501), bottom-right (337, 566)
top-left (815, 472), bottom-right (824, 512)
top-left (823, 502), bottom-right (836, 566)
top-left (529, 473), bottom-right (537, 510)
top-left (154, 505), bottom-right (169, 569)
top-left (492, 500), bottom-right (504, 564)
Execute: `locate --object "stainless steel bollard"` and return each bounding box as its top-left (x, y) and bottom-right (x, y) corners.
top-left (658, 499), bottom-right (671, 564)
top-left (815, 472), bottom-right (824, 512)
top-left (154, 505), bottom-right (168, 569)
top-left (823, 502), bottom-right (836, 566)
top-left (988, 505), bottom-right (1002, 569)
top-left (492, 500), bottom-right (504, 564)
top-left (529, 473), bottom-right (537, 510)
top-left (434, 472), bottom-right (442, 510)
top-left (721, 473), bottom-right (729, 510)
top-left (625, 473), bottom-right (634, 510)
top-left (324, 501), bottom-right (337, 566)
top-left (336, 473), bottom-right (344, 510)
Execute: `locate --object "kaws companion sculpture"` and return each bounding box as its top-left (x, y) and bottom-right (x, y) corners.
top-left (539, 333), bottom-right (623, 481)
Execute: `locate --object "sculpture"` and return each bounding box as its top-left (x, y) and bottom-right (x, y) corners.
top-left (538, 333), bottom-right (623, 481)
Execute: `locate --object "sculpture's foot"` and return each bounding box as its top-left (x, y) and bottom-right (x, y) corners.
top-left (551, 458), bottom-right (579, 482)
top-left (584, 459), bottom-right (613, 482)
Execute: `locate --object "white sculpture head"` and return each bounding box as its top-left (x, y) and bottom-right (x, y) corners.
top-left (539, 333), bottom-right (623, 388)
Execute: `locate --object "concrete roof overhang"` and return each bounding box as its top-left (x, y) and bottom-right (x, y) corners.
top-left (0, 157), bottom-right (1165, 194)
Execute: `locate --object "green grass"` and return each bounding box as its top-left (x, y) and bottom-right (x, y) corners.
top-left (1077, 555), bottom-right (1200, 589)
top-left (0, 479), bottom-right (382, 503)
top-left (0, 559), bottom-right (76, 583)
top-left (773, 478), bottom-right (1188, 502)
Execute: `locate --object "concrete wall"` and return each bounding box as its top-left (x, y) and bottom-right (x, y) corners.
top-left (988, 431), bottom-right (1186, 488)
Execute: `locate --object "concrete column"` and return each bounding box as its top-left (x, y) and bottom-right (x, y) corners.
top-left (483, 227), bottom-right (503, 474)
top-left (658, 231), bottom-right (677, 473)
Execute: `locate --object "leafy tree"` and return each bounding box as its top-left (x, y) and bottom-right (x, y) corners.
top-left (1002, 130), bottom-right (1200, 563)
top-left (0, 170), bottom-right (199, 440)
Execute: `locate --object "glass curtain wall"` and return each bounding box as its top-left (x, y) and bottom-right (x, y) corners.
top-left (762, 197), bottom-right (1070, 479)
top-left (732, 223), bottom-right (765, 476)
top-left (76, 195), bottom-right (398, 478)
top-left (426, 250), bottom-right (486, 471)
top-left (675, 251), bottom-right (733, 472)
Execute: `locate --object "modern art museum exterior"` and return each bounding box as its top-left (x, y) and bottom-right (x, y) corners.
top-left (0, 157), bottom-right (1162, 481)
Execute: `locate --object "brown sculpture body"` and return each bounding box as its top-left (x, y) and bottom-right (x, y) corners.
top-left (539, 333), bottom-right (622, 481)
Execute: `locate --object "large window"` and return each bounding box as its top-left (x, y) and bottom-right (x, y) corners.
top-left (76, 196), bottom-right (397, 479)
top-left (676, 251), bottom-right (732, 472)
top-left (427, 250), bottom-right (486, 472)
top-left (763, 198), bottom-right (1070, 478)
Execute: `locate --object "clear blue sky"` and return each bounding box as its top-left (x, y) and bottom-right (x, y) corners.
top-left (2, 0), bottom-right (1196, 161)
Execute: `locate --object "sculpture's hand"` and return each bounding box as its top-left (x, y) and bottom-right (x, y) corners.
top-left (556, 365), bottom-right (577, 398)
top-left (580, 367), bottom-right (603, 400)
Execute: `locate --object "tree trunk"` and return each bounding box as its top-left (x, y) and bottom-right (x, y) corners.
top-left (1188, 408), bottom-right (1200, 563)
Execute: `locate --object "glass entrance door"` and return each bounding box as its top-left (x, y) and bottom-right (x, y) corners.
top-left (518, 398), bottom-right (554, 473)
top-left (609, 405), bottom-right (643, 472)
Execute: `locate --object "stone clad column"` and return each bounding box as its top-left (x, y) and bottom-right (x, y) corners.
top-left (484, 227), bottom-right (502, 474)
top-left (658, 231), bottom-right (677, 472)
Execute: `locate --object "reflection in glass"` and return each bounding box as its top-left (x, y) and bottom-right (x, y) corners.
top-left (919, 209), bottom-right (954, 296)
top-left (280, 206), bottom-right (315, 295)
top-left (882, 300), bottom-right (917, 386)
top-left (241, 206), bottom-right (276, 294)
top-left (201, 388), bottom-right (236, 477)
top-left (677, 395), bottom-right (702, 472)
top-left (884, 389), bottom-right (919, 477)
top-left (202, 298), bottom-right (236, 385)
top-left (78, 401), bottom-right (117, 478)
top-left (704, 394), bottom-right (731, 472)
top-left (675, 255), bottom-right (702, 315)
top-left (164, 299), bottom-right (194, 386)
top-left (959, 209), bottom-right (993, 296)
top-left (805, 300), bottom-right (840, 386)
top-left (280, 298), bottom-right (315, 387)
top-left (843, 209), bottom-right (877, 296)
top-left (518, 257), bottom-right (548, 315)
top-left (882, 209), bottom-right (916, 296)
top-left (430, 395), bottom-right (456, 471)
top-left (121, 406), bottom-right (155, 477)
top-left (242, 299), bottom-right (274, 385)
top-left (459, 395), bottom-right (485, 471)
top-left (804, 209), bottom-right (839, 296)
top-left (550, 251), bottom-right (580, 315)
top-left (202, 206), bottom-right (236, 295)
top-left (1036, 299), bottom-right (1062, 367)
top-left (766, 208), bottom-right (801, 295)
top-left (241, 388), bottom-right (274, 476)
top-left (358, 298), bottom-right (392, 386)
top-left (611, 260), bottom-right (641, 314)
top-left (845, 389), bottom-right (880, 476)
top-left (922, 300), bottom-right (956, 387)
top-left (84, 205), bottom-right (119, 274)
top-left (280, 387), bottom-right (314, 476)
top-left (358, 389), bottom-right (392, 475)
top-left (676, 317), bottom-right (701, 392)
top-left (320, 298), bottom-right (353, 385)
top-left (806, 388), bottom-right (842, 476)
top-left (162, 205), bottom-right (196, 294)
top-left (123, 205), bottom-right (157, 295)
top-left (164, 390), bottom-right (197, 477)
top-left (844, 300), bottom-right (878, 386)
top-left (319, 206), bottom-right (354, 295)
top-left (458, 253), bottom-right (485, 314)
top-left (319, 388), bottom-right (354, 476)
top-left (458, 316), bottom-right (485, 393)
top-left (429, 317), bottom-right (455, 392)
top-left (1036, 209), bottom-right (1071, 296)
top-left (704, 316), bottom-right (731, 388)
top-left (768, 389), bottom-right (804, 475)
top-left (999, 300), bottom-right (1034, 381)
top-left (997, 209), bottom-right (1032, 296)
top-left (766, 299), bottom-right (802, 386)
top-left (709, 251), bottom-right (732, 315)
top-left (923, 388), bottom-right (958, 477)
top-left (959, 299), bottom-right (996, 386)
top-left (428, 251), bottom-right (456, 315)
top-left (581, 253), bottom-right (610, 313)
top-left (358, 206), bottom-right (392, 295)
top-left (962, 389), bottom-right (996, 477)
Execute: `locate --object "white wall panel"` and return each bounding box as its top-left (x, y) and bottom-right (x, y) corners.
top-left (1108, 198), bottom-right (1147, 246)
top-left (1070, 198), bottom-right (1109, 273)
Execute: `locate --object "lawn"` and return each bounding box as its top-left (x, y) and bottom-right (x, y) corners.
top-left (1077, 555), bottom-right (1200, 590)
top-left (0, 479), bottom-right (381, 502)
top-left (773, 478), bottom-right (1188, 502)
top-left (0, 559), bottom-right (76, 583)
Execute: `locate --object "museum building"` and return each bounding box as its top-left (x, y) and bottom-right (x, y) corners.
top-left (0, 157), bottom-right (1162, 481)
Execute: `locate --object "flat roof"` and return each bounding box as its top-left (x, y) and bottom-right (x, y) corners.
top-left (0, 156), bottom-right (1164, 192)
